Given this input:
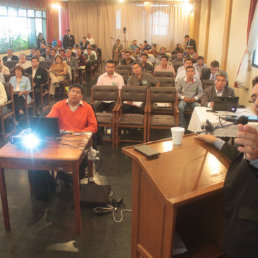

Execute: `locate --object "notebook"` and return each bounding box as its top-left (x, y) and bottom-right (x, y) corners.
top-left (29, 117), bottom-right (60, 138)
top-left (213, 96), bottom-right (239, 112)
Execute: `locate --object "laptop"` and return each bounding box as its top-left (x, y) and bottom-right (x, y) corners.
top-left (213, 96), bottom-right (239, 112)
top-left (29, 117), bottom-right (60, 138)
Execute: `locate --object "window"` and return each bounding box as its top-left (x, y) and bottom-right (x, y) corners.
top-left (149, 11), bottom-right (169, 36)
top-left (0, 5), bottom-right (46, 53)
top-left (116, 9), bottom-right (121, 30)
top-left (252, 41), bottom-right (258, 68)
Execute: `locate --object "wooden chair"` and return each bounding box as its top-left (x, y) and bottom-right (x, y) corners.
top-left (153, 71), bottom-right (174, 78)
top-left (202, 79), bottom-right (214, 89)
top-left (39, 61), bottom-right (53, 70)
top-left (173, 61), bottom-right (183, 73)
top-left (117, 64), bottom-right (132, 71)
top-left (3, 74), bottom-right (10, 83)
top-left (115, 86), bottom-right (148, 147)
top-left (91, 86), bottom-right (119, 147)
top-left (24, 76), bottom-right (36, 124)
top-left (39, 73), bottom-right (51, 113)
top-left (147, 87), bottom-right (178, 141)
top-left (0, 83), bottom-right (16, 140)
top-left (116, 70), bottom-right (130, 85)
top-left (158, 77), bottom-right (175, 87)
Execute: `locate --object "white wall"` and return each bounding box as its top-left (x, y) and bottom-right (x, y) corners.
top-left (198, 0), bottom-right (208, 57)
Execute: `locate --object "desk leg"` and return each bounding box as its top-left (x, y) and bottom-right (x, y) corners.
top-left (0, 168), bottom-right (10, 231)
top-left (73, 163), bottom-right (82, 234)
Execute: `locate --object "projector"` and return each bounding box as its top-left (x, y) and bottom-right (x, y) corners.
top-left (10, 129), bottom-right (41, 150)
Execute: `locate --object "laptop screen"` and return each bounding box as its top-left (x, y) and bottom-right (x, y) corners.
top-left (213, 96), bottom-right (239, 112)
top-left (29, 117), bottom-right (60, 138)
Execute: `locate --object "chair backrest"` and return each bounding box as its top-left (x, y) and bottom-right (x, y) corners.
top-left (4, 74), bottom-right (10, 82)
top-left (201, 68), bottom-right (211, 80)
top-left (121, 86), bottom-right (147, 102)
top-left (39, 61), bottom-right (52, 70)
top-left (4, 61), bottom-right (19, 69)
top-left (153, 71), bottom-right (174, 78)
top-left (202, 79), bottom-right (214, 89)
top-left (92, 86), bottom-right (119, 102)
top-left (3, 82), bottom-right (12, 100)
top-left (150, 87), bottom-right (177, 103)
top-left (117, 64), bottom-right (131, 70)
top-left (173, 62), bottom-right (183, 73)
top-left (158, 77), bottom-right (175, 87)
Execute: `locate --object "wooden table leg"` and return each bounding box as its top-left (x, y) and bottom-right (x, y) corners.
top-left (73, 163), bottom-right (82, 234)
top-left (0, 167), bottom-right (10, 231)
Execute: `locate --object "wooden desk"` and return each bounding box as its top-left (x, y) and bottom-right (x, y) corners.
top-left (123, 135), bottom-right (230, 258)
top-left (0, 133), bottom-right (92, 234)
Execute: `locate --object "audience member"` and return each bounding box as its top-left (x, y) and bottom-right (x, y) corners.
top-left (140, 53), bottom-right (153, 73)
top-left (173, 52), bottom-right (184, 64)
top-left (63, 29), bottom-right (75, 49)
top-left (143, 40), bottom-right (151, 50)
top-left (16, 54), bottom-right (32, 70)
top-left (112, 39), bottom-right (123, 60)
top-left (25, 57), bottom-right (48, 115)
top-left (9, 66), bottom-right (31, 115)
top-left (139, 44), bottom-right (144, 52)
top-left (64, 49), bottom-right (78, 70)
top-left (49, 48), bottom-right (57, 63)
top-left (0, 58), bottom-right (10, 75)
top-left (201, 71), bottom-right (235, 107)
top-left (149, 44), bottom-right (158, 57)
top-left (59, 48), bottom-right (66, 59)
top-left (45, 46), bottom-right (52, 61)
top-left (176, 66), bottom-right (203, 129)
top-left (86, 33), bottom-right (95, 45)
top-left (0, 81), bottom-right (7, 106)
top-left (184, 34), bottom-right (196, 52)
top-left (191, 52), bottom-right (198, 63)
top-left (193, 56), bottom-right (207, 77)
top-left (143, 49), bottom-right (156, 64)
top-left (130, 40), bottom-right (138, 52)
top-left (39, 42), bottom-right (47, 57)
top-left (176, 58), bottom-right (200, 82)
top-left (35, 48), bottom-right (45, 61)
top-left (36, 33), bottom-right (46, 49)
top-left (80, 36), bottom-right (90, 50)
top-left (120, 51), bottom-right (134, 65)
top-left (49, 55), bottom-right (67, 97)
top-left (154, 55), bottom-right (175, 74)
top-left (128, 62), bottom-right (159, 88)
top-left (157, 47), bottom-right (167, 60)
top-left (172, 43), bottom-right (184, 54)
top-left (96, 60), bottom-right (124, 112)
top-left (3, 49), bottom-right (19, 62)
top-left (209, 60), bottom-right (220, 81)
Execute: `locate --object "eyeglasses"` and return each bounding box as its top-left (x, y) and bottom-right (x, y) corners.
top-left (249, 95), bottom-right (257, 103)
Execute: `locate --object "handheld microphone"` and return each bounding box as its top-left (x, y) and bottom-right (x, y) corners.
top-left (221, 116), bottom-right (250, 125)
top-left (201, 119), bottom-right (214, 134)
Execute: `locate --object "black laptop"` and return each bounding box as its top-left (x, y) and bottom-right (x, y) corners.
top-left (29, 117), bottom-right (60, 138)
top-left (213, 96), bottom-right (239, 112)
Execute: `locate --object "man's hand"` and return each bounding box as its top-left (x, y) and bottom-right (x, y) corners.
top-left (190, 97), bottom-right (196, 103)
top-left (235, 124), bottom-right (258, 160)
top-left (195, 134), bottom-right (218, 144)
top-left (183, 97), bottom-right (190, 102)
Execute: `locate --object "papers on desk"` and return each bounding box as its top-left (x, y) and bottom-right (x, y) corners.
top-left (154, 103), bottom-right (172, 108)
top-left (79, 66), bottom-right (86, 69)
top-left (132, 102), bottom-right (142, 107)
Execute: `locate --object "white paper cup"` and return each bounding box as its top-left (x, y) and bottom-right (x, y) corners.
top-left (171, 127), bottom-right (185, 145)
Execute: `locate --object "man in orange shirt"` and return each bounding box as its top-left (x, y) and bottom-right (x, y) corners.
top-left (47, 84), bottom-right (97, 133)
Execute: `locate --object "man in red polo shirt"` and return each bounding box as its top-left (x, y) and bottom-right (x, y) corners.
top-left (47, 84), bottom-right (97, 133)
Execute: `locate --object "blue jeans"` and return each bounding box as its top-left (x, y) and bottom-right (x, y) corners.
top-left (178, 100), bottom-right (200, 129)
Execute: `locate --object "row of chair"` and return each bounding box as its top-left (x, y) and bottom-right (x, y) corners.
top-left (91, 85), bottom-right (179, 147)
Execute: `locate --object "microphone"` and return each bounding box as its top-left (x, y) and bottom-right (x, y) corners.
top-left (221, 116), bottom-right (250, 125)
top-left (201, 119), bottom-right (214, 134)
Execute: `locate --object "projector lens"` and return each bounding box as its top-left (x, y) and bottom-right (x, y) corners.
top-left (22, 133), bottom-right (40, 149)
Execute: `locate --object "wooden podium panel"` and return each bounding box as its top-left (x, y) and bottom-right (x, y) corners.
top-left (123, 135), bottom-right (230, 258)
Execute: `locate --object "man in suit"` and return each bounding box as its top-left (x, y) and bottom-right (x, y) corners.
top-left (112, 39), bottom-right (123, 60)
top-left (25, 57), bottom-right (48, 115)
top-left (80, 36), bottom-right (90, 51)
top-left (196, 76), bottom-right (258, 258)
top-left (184, 35), bottom-right (196, 52)
top-left (3, 49), bottom-right (19, 62)
top-left (62, 29), bottom-right (75, 49)
top-left (201, 70), bottom-right (235, 107)
top-left (201, 60), bottom-right (220, 81)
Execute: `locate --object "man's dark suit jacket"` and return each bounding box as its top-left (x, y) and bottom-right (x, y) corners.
top-left (201, 85), bottom-right (235, 106)
top-left (221, 143), bottom-right (258, 258)
top-left (25, 66), bottom-right (48, 88)
top-left (3, 55), bottom-right (19, 62)
top-left (80, 41), bottom-right (90, 50)
top-left (187, 38), bottom-right (196, 51)
top-left (63, 34), bottom-right (75, 49)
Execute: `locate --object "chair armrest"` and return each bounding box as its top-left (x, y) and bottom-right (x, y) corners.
top-left (174, 102), bottom-right (179, 113)
top-left (112, 103), bottom-right (120, 112)
top-left (0, 100), bottom-right (12, 107)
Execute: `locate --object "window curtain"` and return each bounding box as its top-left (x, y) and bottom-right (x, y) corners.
top-left (0, 0), bottom-right (49, 9)
top-left (68, 1), bottom-right (190, 60)
top-left (235, 0), bottom-right (258, 89)
top-left (60, 2), bottom-right (70, 41)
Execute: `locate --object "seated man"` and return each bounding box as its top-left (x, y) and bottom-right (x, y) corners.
top-left (130, 40), bottom-right (138, 52)
top-left (143, 40), bottom-right (151, 50)
top-left (140, 53), bottom-right (153, 73)
top-left (120, 51), bottom-right (134, 65)
top-left (112, 39), bottom-right (123, 60)
top-left (143, 49), bottom-right (156, 64)
top-left (132, 47), bottom-right (141, 61)
top-left (96, 60), bottom-right (124, 112)
top-left (154, 55), bottom-right (175, 74)
top-left (16, 53), bottom-right (32, 70)
top-left (35, 48), bottom-right (45, 61)
top-left (3, 48), bottom-right (19, 62)
top-left (201, 60), bottom-right (220, 80)
top-left (193, 56), bottom-right (208, 77)
top-left (49, 48), bottom-right (57, 63)
top-left (176, 58), bottom-right (200, 82)
top-left (80, 36), bottom-right (90, 50)
top-left (25, 57), bottom-right (48, 115)
top-left (176, 66), bottom-right (203, 129)
top-left (128, 62), bottom-right (159, 88)
top-left (201, 71), bottom-right (235, 107)
top-left (0, 58), bottom-right (10, 75)
top-left (172, 52), bottom-right (184, 63)
top-left (47, 84), bottom-right (97, 133)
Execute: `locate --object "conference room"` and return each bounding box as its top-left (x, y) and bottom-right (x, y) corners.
top-left (0, 0), bottom-right (258, 257)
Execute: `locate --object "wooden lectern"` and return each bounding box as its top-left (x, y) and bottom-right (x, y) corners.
top-left (123, 135), bottom-right (230, 258)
